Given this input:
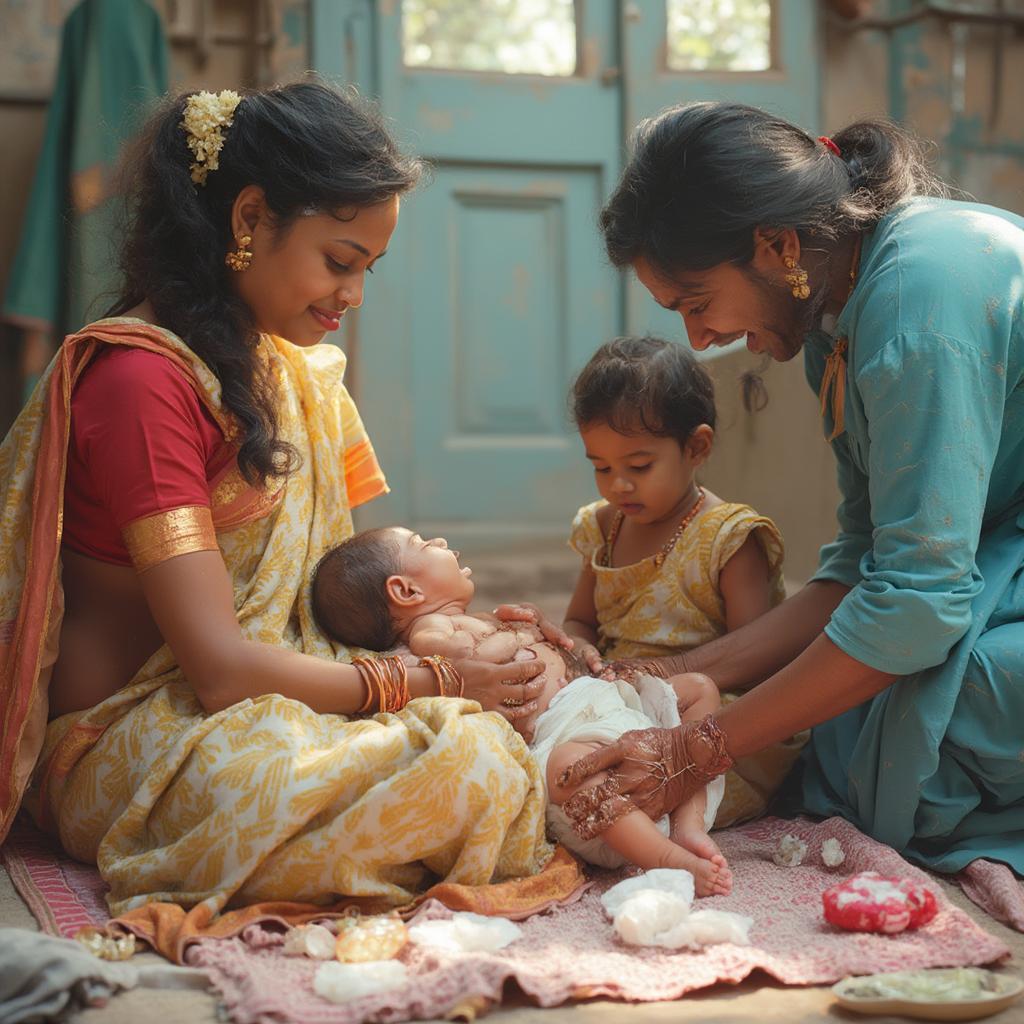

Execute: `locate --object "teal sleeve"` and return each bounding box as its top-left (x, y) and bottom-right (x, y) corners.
top-left (813, 433), bottom-right (873, 588)
top-left (824, 333), bottom-right (1001, 674)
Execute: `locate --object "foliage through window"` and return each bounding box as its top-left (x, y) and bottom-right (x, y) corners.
top-left (402, 0), bottom-right (577, 76)
top-left (666, 0), bottom-right (773, 72)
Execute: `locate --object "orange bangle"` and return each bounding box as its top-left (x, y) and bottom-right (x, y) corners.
top-left (352, 656), bottom-right (410, 714)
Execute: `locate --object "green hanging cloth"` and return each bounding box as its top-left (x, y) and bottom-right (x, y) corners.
top-left (2, 0), bottom-right (168, 343)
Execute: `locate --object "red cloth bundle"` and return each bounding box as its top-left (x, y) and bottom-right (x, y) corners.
top-left (823, 871), bottom-right (938, 934)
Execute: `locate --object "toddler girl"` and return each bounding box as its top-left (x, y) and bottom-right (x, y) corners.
top-left (563, 336), bottom-right (803, 829)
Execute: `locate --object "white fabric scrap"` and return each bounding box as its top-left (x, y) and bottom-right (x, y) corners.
top-left (407, 912), bottom-right (521, 953)
top-left (600, 870), bottom-right (751, 950)
top-left (601, 869), bottom-right (695, 918)
top-left (773, 833), bottom-right (808, 867)
top-left (313, 961), bottom-right (408, 1004)
top-left (821, 837), bottom-right (846, 868)
top-left (282, 923), bottom-right (337, 959)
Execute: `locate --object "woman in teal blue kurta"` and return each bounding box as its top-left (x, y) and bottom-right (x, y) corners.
top-left (802, 196), bottom-right (1024, 871)
top-left (557, 103), bottom-right (1024, 876)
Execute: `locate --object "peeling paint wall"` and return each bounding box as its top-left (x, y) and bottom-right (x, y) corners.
top-left (0, 0), bottom-right (311, 431)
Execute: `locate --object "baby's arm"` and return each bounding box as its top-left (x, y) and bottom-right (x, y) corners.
top-left (407, 613), bottom-right (477, 660)
top-left (546, 740), bottom-right (697, 872)
top-left (718, 535), bottom-right (773, 631)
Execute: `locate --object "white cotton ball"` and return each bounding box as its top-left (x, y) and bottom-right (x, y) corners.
top-left (612, 894), bottom-right (753, 950)
top-left (282, 923), bottom-right (337, 959)
top-left (313, 960), bottom-right (408, 1003)
top-left (821, 837), bottom-right (846, 868)
top-left (601, 869), bottom-right (695, 918)
top-left (613, 891), bottom-right (693, 947)
top-left (408, 912), bottom-right (521, 953)
top-left (686, 909), bottom-right (754, 947)
top-left (772, 833), bottom-right (808, 867)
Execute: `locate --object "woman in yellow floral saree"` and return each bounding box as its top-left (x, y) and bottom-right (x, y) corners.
top-left (0, 82), bottom-right (579, 959)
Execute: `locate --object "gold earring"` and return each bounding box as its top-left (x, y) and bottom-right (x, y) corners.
top-left (225, 234), bottom-right (253, 272)
top-left (783, 255), bottom-right (810, 300)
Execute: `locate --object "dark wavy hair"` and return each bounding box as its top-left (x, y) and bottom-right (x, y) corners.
top-left (311, 527), bottom-right (404, 652)
top-left (600, 101), bottom-right (947, 276)
top-left (107, 79), bottom-right (423, 486)
top-left (572, 336), bottom-right (715, 449)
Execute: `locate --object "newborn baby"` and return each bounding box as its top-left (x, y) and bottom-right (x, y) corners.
top-left (311, 526), bottom-right (730, 895)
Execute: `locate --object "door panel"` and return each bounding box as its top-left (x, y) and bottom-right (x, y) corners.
top-left (409, 164), bottom-right (608, 537)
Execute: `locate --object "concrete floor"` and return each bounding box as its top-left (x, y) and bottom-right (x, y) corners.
top-left (2, 541), bottom-right (1022, 1023)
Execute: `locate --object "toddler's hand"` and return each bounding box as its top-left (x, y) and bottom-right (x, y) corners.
top-left (577, 643), bottom-right (604, 675)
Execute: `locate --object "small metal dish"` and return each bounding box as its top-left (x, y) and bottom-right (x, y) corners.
top-left (832, 967), bottom-right (1023, 1021)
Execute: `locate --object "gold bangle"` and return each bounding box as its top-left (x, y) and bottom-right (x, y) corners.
top-left (418, 655), bottom-right (464, 698)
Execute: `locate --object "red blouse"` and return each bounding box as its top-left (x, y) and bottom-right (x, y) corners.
top-left (63, 347), bottom-right (234, 567)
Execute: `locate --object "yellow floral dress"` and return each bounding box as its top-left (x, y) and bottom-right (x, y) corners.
top-left (569, 498), bottom-right (807, 827)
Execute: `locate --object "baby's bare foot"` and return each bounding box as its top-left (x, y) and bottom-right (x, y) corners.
top-left (670, 819), bottom-right (722, 861)
top-left (660, 845), bottom-right (731, 897)
top-left (669, 823), bottom-right (732, 897)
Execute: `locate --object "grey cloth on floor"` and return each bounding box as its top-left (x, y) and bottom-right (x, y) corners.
top-left (0, 928), bottom-right (209, 1023)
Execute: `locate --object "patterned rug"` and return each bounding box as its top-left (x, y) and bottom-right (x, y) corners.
top-left (0, 817), bottom-right (110, 938)
top-left (3, 815), bottom-right (1019, 1024)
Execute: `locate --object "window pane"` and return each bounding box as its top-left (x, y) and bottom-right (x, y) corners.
top-left (666, 0), bottom-right (772, 72)
top-left (402, 0), bottom-right (577, 76)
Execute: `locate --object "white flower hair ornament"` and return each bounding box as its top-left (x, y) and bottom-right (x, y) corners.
top-left (181, 90), bottom-right (242, 186)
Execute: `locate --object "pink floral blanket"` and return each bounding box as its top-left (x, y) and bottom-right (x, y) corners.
top-left (181, 817), bottom-right (1011, 1024)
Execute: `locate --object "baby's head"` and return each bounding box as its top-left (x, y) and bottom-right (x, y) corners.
top-left (571, 336), bottom-right (716, 522)
top-left (311, 526), bottom-right (474, 650)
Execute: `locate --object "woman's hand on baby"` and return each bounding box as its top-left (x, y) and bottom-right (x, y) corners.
top-left (493, 603), bottom-right (574, 651)
top-left (454, 654), bottom-right (545, 733)
top-left (556, 722), bottom-right (717, 840)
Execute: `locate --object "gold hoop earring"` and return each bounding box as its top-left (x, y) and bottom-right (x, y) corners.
top-left (783, 255), bottom-right (810, 300)
top-left (225, 234), bottom-right (253, 272)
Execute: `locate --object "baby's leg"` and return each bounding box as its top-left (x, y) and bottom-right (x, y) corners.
top-left (546, 740), bottom-right (728, 895)
top-left (665, 673), bottom-right (732, 895)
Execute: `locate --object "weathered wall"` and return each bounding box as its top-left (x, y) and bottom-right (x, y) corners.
top-left (1, 1), bottom-right (1020, 581)
top-left (0, 0), bottom-right (309, 430)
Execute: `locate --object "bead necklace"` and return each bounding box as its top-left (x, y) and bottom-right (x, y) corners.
top-left (599, 486), bottom-right (706, 569)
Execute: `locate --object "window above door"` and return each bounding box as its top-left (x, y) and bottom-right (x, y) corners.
top-left (666, 0), bottom-right (774, 73)
top-left (401, 0), bottom-right (578, 76)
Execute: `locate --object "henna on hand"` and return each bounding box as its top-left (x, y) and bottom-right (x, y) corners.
top-left (558, 716), bottom-right (735, 840)
top-left (598, 658), bottom-right (667, 684)
top-left (562, 777), bottom-right (639, 841)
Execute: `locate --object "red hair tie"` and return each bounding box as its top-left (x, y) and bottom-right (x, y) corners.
top-left (818, 135), bottom-right (841, 157)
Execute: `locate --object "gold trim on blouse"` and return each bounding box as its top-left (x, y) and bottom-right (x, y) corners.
top-left (122, 505), bottom-right (218, 572)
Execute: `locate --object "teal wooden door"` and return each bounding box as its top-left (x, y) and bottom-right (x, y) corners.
top-left (312, 1), bottom-right (819, 547)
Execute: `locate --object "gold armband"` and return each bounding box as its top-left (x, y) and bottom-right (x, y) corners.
top-left (122, 505), bottom-right (218, 572)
